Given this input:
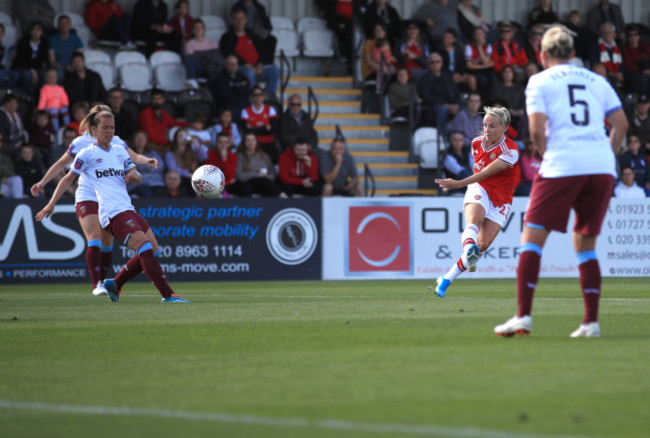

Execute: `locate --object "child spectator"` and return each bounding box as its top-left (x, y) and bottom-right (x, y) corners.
top-left (28, 110), bottom-right (57, 166)
top-left (165, 128), bottom-right (199, 193)
top-left (241, 85), bottom-right (279, 163)
top-left (187, 114), bottom-right (212, 157)
top-left (205, 132), bottom-right (238, 196)
top-left (170, 0), bottom-right (194, 40)
top-left (13, 145), bottom-right (44, 197)
top-left (129, 130), bottom-right (165, 198)
top-left (212, 108), bottom-right (241, 150)
top-left (155, 170), bottom-right (190, 197)
top-left (619, 134), bottom-right (650, 194)
top-left (66, 101), bottom-right (90, 135)
top-left (614, 165), bottom-right (646, 198)
top-left (38, 68), bottom-right (70, 131)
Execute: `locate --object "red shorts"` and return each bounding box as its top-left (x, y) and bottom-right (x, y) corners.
top-left (525, 174), bottom-right (614, 235)
top-left (104, 211), bottom-right (151, 245)
top-left (75, 201), bottom-right (99, 218)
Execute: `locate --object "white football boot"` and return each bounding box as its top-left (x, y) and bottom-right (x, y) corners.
top-left (92, 281), bottom-right (108, 296)
top-left (494, 315), bottom-right (532, 337)
top-left (570, 322), bottom-right (601, 338)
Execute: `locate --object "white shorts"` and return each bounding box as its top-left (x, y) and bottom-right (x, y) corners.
top-left (463, 183), bottom-right (512, 228)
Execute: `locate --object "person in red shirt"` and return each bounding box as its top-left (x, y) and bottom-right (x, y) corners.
top-left (278, 139), bottom-right (322, 197)
top-left (137, 89), bottom-right (187, 155)
top-left (205, 132), bottom-right (238, 195)
top-left (492, 20), bottom-right (529, 77)
top-left (622, 24), bottom-right (650, 95)
top-left (241, 85), bottom-right (279, 163)
top-left (169, 0), bottom-right (194, 40)
top-left (85, 0), bottom-right (132, 47)
top-left (433, 106), bottom-right (520, 298)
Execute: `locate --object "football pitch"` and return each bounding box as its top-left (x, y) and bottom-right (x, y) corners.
top-left (1, 278), bottom-right (648, 438)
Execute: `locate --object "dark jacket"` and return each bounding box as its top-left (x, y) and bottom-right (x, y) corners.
top-left (363, 2), bottom-right (402, 42)
top-left (440, 44), bottom-right (468, 74)
top-left (219, 28), bottom-right (269, 66)
top-left (131, 0), bottom-right (169, 42)
top-left (11, 35), bottom-right (49, 70)
top-left (278, 109), bottom-right (318, 151)
top-left (212, 69), bottom-right (251, 114)
top-left (417, 70), bottom-right (460, 107)
top-left (63, 68), bottom-right (107, 106)
top-left (231, 0), bottom-right (272, 33)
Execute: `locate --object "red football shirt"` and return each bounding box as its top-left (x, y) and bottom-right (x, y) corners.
top-left (241, 104), bottom-right (277, 144)
top-left (471, 135), bottom-right (520, 207)
top-left (235, 34), bottom-right (259, 65)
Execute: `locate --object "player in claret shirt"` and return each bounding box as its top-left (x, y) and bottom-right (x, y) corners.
top-left (433, 106), bottom-right (520, 298)
top-left (35, 111), bottom-right (189, 303)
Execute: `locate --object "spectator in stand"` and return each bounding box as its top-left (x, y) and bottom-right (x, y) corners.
top-left (52, 126), bottom-right (77, 164)
top-left (66, 101), bottom-right (90, 134)
top-left (488, 65), bottom-right (527, 138)
top-left (184, 19), bottom-right (220, 88)
top-left (220, 7), bottom-right (279, 95)
top-left (85, 0), bottom-right (133, 48)
top-left (314, 0), bottom-right (358, 63)
top-left (361, 23), bottom-right (389, 80)
top-left (450, 91), bottom-right (483, 147)
top-left (13, 145), bottom-right (44, 197)
top-left (12, 0), bottom-right (56, 34)
top-left (169, 0), bottom-right (194, 40)
top-left (413, 0), bottom-right (460, 48)
top-left (108, 88), bottom-right (136, 141)
top-left (128, 130), bottom-right (165, 198)
top-left (590, 22), bottom-right (624, 91)
top-left (619, 134), bottom-right (650, 194)
top-left (11, 22), bottom-right (50, 89)
top-left (64, 52), bottom-right (107, 106)
top-left (0, 94), bottom-right (26, 158)
top-left (241, 85), bottom-right (279, 163)
top-left (516, 138), bottom-right (542, 196)
top-left (527, 0), bottom-right (559, 29)
top-left (417, 52), bottom-right (460, 137)
top-left (137, 89), bottom-right (187, 154)
top-left (0, 25), bottom-right (32, 96)
top-left (278, 94), bottom-right (318, 152)
top-left (363, 0), bottom-right (401, 45)
top-left (586, 0), bottom-right (625, 41)
top-left (211, 108), bottom-right (241, 149)
top-left (614, 165), bottom-right (646, 198)
top-left (164, 128), bottom-right (199, 193)
top-left (564, 10), bottom-right (596, 65)
top-left (396, 22), bottom-right (429, 82)
top-left (131, 0), bottom-right (182, 56)
top-left (388, 67), bottom-right (418, 119)
top-left (38, 68), bottom-right (70, 131)
top-left (492, 20), bottom-right (528, 78)
top-left (213, 55), bottom-right (251, 119)
top-left (279, 139), bottom-right (321, 197)
top-left (465, 26), bottom-right (495, 99)
top-left (155, 169), bottom-right (189, 197)
top-left (369, 37), bottom-right (397, 83)
top-left (187, 114), bottom-right (212, 155)
top-left (628, 94), bottom-right (650, 149)
top-left (231, 0), bottom-right (277, 64)
top-left (28, 110), bottom-right (56, 166)
top-left (205, 132), bottom-right (238, 196)
top-left (48, 15), bottom-right (84, 76)
top-left (622, 24), bottom-right (650, 96)
top-left (0, 133), bottom-right (24, 198)
top-left (522, 61), bottom-right (540, 87)
top-left (235, 132), bottom-right (284, 197)
top-left (442, 131), bottom-right (472, 195)
top-left (522, 24), bottom-right (544, 68)
top-left (456, 0), bottom-right (491, 44)
top-left (440, 28), bottom-right (476, 92)
top-left (320, 138), bottom-right (362, 197)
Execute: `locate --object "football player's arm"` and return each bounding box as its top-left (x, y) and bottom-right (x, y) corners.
top-left (528, 112), bottom-right (547, 156)
top-left (35, 171), bottom-right (78, 221)
top-left (607, 108), bottom-right (629, 155)
top-left (435, 159), bottom-right (509, 191)
top-left (127, 147), bottom-right (158, 169)
top-left (31, 152), bottom-right (74, 196)
top-left (124, 167), bottom-right (142, 185)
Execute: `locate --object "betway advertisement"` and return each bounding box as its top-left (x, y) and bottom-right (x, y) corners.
top-left (322, 198), bottom-right (650, 279)
top-left (0, 198), bottom-right (321, 284)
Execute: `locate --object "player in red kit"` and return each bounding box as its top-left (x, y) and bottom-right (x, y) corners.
top-left (433, 106), bottom-right (520, 297)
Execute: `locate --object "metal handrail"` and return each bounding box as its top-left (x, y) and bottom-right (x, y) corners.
top-left (306, 86), bottom-right (319, 125)
top-left (351, 16), bottom-right (364, 89)
top-left (363, 163), bottom-right (376, 197)
top-left (278, 50), bottom-right (291, 111)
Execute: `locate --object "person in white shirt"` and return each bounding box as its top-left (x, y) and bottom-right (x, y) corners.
top-left (614, 165), bottom-right (646, 198)
top-left (495, 25), bottom-right (628, 338)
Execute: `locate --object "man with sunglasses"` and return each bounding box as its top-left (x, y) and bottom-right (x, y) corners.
top-left (492, 20), bottom-right (529, 77)
top-left (278, 95), bottom-right (318, 152)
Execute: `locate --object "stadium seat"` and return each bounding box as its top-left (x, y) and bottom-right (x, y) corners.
top-left (274, 29), bottom-right (299, 57)
top-left (302, 29), bottom-right (334, 57)
top-left (270, 16), bottom-right (294, 31)
top-left (0, 11), bottom-right (12, 27)
top-left (114, 51), bottom-right (147, 70)
top-left (119, 63), bottom-right (152, 92)
top-left (206, 28), bottom-right (226, 44)
top-left (413, 127), bottom-right (441, 169)
top-left (1, 24), bottom-right (17, 50)
top-left (83, 49), bottom-right (112, 65)
top-left (149, 50), bottom-right (182, 69)
top-left (177, 88), bottom-right (213, 104)
top-left (296, 17), bottom-right (328, 34)
top-left (154, 63), bottom-right (186, 92)
top-left (74, 26), bottom-right (93, 47)
top-left (201, 15), bottom-right (226, 31)
top-left (87, 61), bottom-right (115, 90)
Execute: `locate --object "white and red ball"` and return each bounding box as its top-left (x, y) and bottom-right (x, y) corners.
top-left (191, 165), bottom-right (225, 198)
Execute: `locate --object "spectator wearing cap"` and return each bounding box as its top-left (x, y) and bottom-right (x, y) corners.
top-left (590, 22), bottom-right (624, 90)
top-left (619, 134), bottom-right (650, 194)
top-left (629, 94), bottom-right (650, 150)
top-left (491, 20), bottom-right (528, 76)
top-left (278, 94), bottom-right (318, 152)
top-left (622, 24), bottom-right (650, 96)
top-left (614, 165), bottom-right (646, 198)
top-left (417, 52), bottom-right (460, 137)
top-left (413, 0), bottom-right (460, 48)
top-left (586, 0), bottom-right (625, 42)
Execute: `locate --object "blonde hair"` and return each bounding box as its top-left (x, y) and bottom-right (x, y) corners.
top-left (87, 110), bottom-right (114, 138)
top-left (483, 106), bottom-right (510, 128)
top-left (541, 25), bottom-right (574, 60)
top-left (79, 105), bottom-right (112, 135)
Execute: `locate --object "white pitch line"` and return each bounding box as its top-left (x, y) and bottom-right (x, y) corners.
top-left (0, 399), bottom-right (590, 438)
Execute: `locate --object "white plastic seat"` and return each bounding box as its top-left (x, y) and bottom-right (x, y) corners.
top-left (302, 29), bottom-right (334, 57)
top-left (274, 29), bottom-right (299, 57)
top-left (413, 127), bottom-right (441, 169)
top-left (87, 62), bottom-right (115, 90)
top-left (0, 12), bottom-right (13, 27)
top-left (75, 26), bottom-right (93, 46)
top-left (119, 63), bottom-right (152, 91)
top-left (297, 17), bottom-right (328, 34)
top-left (201, 15), bottom-right (226, 31)
top-left (206, 28), bottom-right (226, 44)
top-left (115, 51), bottom-right (147, 70)
top-left (154, 63), bottom-right (186, 92)
top-left (270, 16), bottom-right (294, 31)
top-left (1, 24), bottom-right (17, 48)
top-left (83, 49), bottom-right (111, 65)
top-left (149, 50), bottom-right (182, 69)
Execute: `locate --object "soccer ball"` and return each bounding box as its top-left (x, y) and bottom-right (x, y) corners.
top-left (191, 165), bottom-right (225, 198)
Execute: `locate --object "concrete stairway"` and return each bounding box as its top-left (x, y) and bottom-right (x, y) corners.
top-left (284, 76), bottom-right (431, 196)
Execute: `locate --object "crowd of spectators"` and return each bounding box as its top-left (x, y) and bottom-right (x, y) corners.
top-left (1, 0), bottom-right (649, 199)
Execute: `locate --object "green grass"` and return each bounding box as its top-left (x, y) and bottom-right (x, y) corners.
top-left (1, 278), bottom-right (649, 438)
